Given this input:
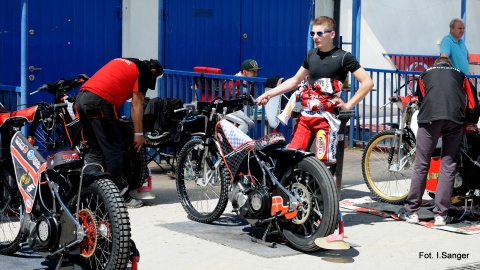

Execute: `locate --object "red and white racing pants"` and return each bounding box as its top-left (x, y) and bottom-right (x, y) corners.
top-left (287, 112), bottom-right (339, 164)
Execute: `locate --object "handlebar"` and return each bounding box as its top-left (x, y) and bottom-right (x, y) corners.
top-left (174, 103), bottom-right (197, 113)
top-left (388, 95), bottom-right (418, 103)
top-left (31, 74), bottom-right (89, 96)
top-left (54, 103), bottom-right (68, 109)
top-left (178, 95), bottom-right (255, 115)
top-left (35, 101), bottom-right (68, 112)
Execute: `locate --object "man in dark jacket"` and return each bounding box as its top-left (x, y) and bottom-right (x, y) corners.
top-left (398, 57), bottom-right (479, 226)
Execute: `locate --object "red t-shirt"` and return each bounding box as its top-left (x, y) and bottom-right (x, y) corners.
top-left (81, 58), bottom-right (150, 108)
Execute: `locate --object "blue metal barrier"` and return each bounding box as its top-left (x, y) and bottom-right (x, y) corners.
top-left (358, 68), bottom-right (480, 147)
top-left (0, 85), bottom-right (21, 111)
top-left (152, 69), bottom-right (480, 147)
top-left (383, 54), bottom-right (438, 72)
top-left (158, 69), bottom-right (295, 141)
top-left (6, 68), bottom-right (479, 149)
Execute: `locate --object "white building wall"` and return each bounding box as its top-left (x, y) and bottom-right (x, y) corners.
top-left (121, 0), bottom-right (480, 81)
top-left (122, 0), bottom-right (159, 98)
top-left (339, 0), bottom-right (480, 69)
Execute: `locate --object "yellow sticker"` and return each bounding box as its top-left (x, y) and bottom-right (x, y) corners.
top-left (316, 130), bottom-right (327, 160)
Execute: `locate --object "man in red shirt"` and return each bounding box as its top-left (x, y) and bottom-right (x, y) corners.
top-left (76, 58), bottom-right (163, 207)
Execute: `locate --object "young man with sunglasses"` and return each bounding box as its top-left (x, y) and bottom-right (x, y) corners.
top-left (256, 16), bottom-right (373, 174)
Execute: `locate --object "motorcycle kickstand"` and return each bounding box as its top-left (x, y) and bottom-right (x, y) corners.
top-left (251, 221), bottom-right (277, 248)
top-left (459, 195), bottom-right (475, 220)
top-left (54, 254), bottom-right (65, 270)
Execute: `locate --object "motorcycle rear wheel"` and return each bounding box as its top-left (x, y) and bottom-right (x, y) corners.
top-left (123, 145), bottom-right (148, 190)
top-left (176, 139), bottom-right (229, 224)
top-left (0, 172), bottom-right (27, 255)
top-left (279, 156), bottom-right (339, 252)
top-left (362, 130), bottom-right (415, 204)
top-left (67, 179), bottom-right (131, 270)
top-left (121, 122), bottom-right (149, 190)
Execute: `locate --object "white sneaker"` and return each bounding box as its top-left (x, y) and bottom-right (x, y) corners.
top-left (434, 215), bottom-right (452, 226)
top-left (398, 208), bottom-right (419, 223)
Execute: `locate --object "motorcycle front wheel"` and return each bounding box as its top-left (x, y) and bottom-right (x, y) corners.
top-left (279, 156), bottom-right (339, 252)
top-left (175, 139), bottom-right (229, 224)
top-left (0, 172), bottom-right (27, 255)
top-left (362, 130), bottom-right (415, 204)
top-left (68, 178), bottom-right (131, 270)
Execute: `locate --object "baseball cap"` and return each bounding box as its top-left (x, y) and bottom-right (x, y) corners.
top-left (241, 59), bottom-right (263, 71)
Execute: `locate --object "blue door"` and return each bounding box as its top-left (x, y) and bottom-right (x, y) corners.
top-left (163, 0), bottom-right (313, 78)
top-left (239, 0), bottom-right (313, 78)
top-left (0, 0), bottom-right (122, 106)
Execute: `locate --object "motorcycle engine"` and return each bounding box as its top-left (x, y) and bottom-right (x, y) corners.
top-left (229, 177), bottom-right (271, 220)
top-left (28, 214), bottom-right (60, 250)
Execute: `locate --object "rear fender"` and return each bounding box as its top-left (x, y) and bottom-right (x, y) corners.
top-left (82, 171), bottom-right (111, 185)
top-left (384, 122), bottom-right (399, 129)
top-left (273, 148), bottom-right (314, 175)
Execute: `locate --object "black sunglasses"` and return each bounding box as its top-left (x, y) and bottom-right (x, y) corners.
top-left (309, 30), bottom-right (333, 37)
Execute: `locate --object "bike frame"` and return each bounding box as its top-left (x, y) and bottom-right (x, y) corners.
top-left (387, 95), bottom-right (417, 172)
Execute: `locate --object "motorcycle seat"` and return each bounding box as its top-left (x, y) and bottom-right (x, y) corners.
top-left (254, 132), bottom-right (286, 150)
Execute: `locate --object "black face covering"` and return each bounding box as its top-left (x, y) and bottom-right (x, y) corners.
top-left (145, 59), bottom-right (164, 90)
top-left (149, 76), bottom-right (157, 90)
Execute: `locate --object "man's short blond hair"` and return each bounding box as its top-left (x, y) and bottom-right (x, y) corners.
top-left (312, 16), bottom-right (336, 31)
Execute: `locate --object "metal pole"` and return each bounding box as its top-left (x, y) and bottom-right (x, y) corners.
top-left (461, 0), bottom-right (466, 41)
top-left (21, 0), bottom-right (28, 110)
top-left (349, 0), bottom-right (361, 147)
top-left (307, 0), bottom-right (315, 51)
top-left (333, 0), bottom-right (341, 47)
top-left (158, 0), bottom-right (166, 97)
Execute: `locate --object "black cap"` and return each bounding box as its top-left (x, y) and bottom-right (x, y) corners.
top-left (145, 59), bottom-right (164, 77)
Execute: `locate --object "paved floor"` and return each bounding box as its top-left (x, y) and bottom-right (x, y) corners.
top-left (132, 147), bottom-right (480, 270)
top-left (2, 147), bottom-right (480, 270)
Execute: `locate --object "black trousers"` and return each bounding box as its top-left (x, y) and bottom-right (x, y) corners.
top-left (76, 90), bottom-right (124, 186)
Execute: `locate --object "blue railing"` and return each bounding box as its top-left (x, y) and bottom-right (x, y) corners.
top-left (383, 53), bottom-right (438, 72)
top-left (0, 85), bottom-right (21, 111)
top-left (4, 68), bottom-right (479, 147)
top-left (159, 68), bottom-right (480, 147)
top-left (158, 69), bottom-right (294, 140)
top-left (358, 68), bottom-right (480, 147)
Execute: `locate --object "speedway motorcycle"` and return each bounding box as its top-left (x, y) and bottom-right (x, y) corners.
top-left (175, 95), bottom-right (339, 251)
top-left (0, 102), bottom-right (132, 269)
top-left (362, 93), bottom-right (480, 212)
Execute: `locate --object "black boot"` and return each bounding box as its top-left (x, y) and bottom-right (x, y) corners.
top-left (327, 163), bottom-right (337, 176)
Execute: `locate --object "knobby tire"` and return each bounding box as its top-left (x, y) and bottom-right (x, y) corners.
top-left (68, 179), bottom-right (131, 270)
top-left (280, 156), bottom-right (339, 252)
top-left (175, 139), bottom-right (229, 224)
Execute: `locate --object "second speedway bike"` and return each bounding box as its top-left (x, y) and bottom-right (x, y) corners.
top-left (362, 92), bottom-right (480, 212)
top-left (0, 101), bottom-right (131, 269)
top-left (175, 95), bottom-right (339, 251)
